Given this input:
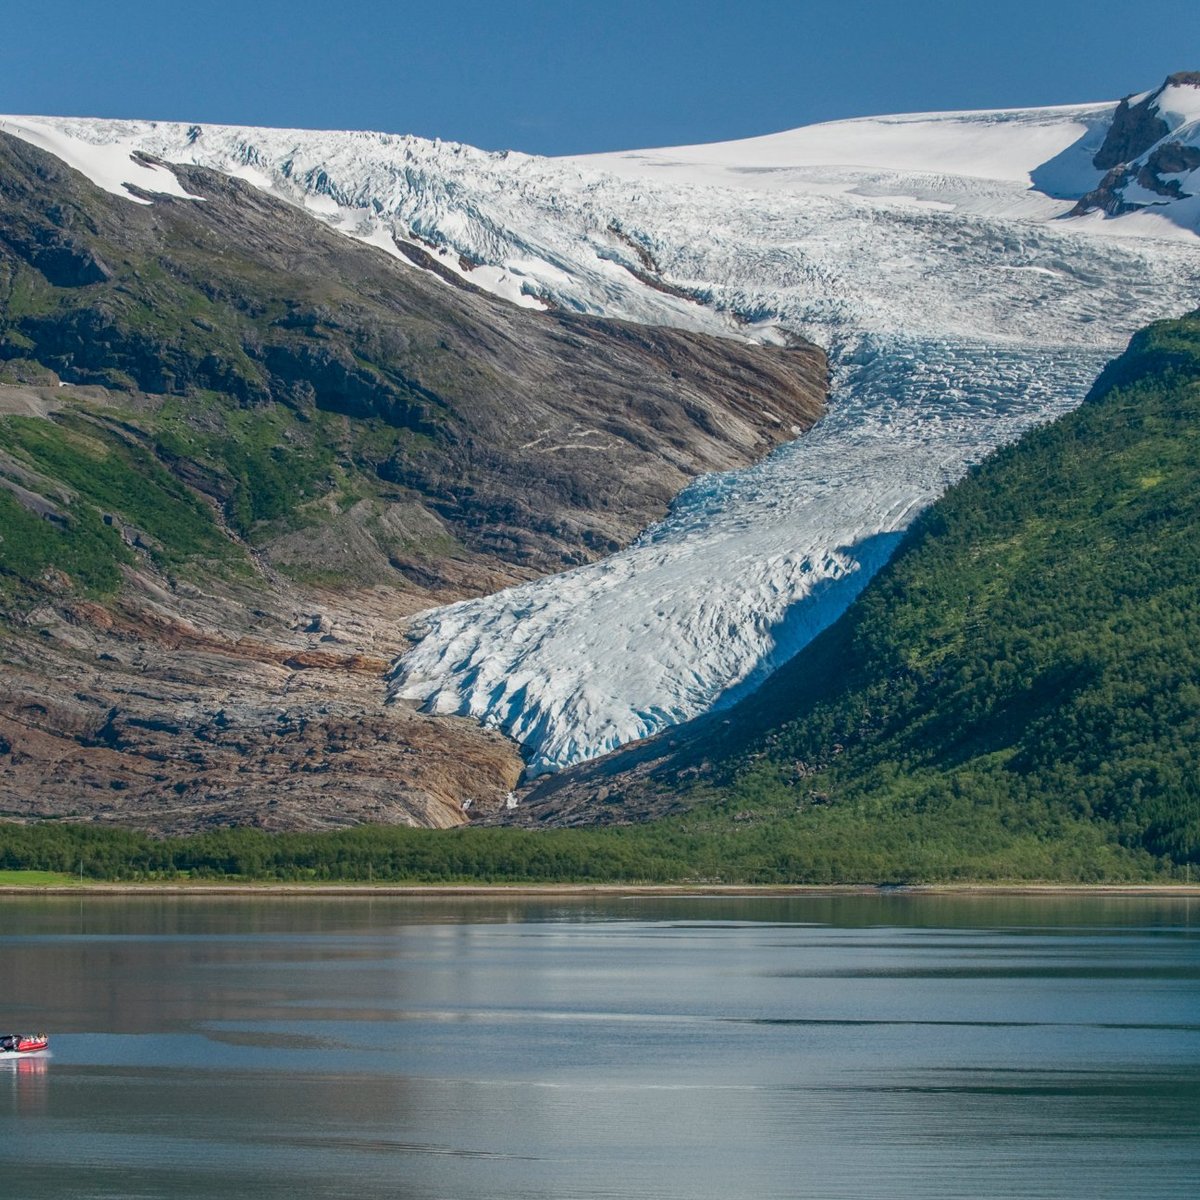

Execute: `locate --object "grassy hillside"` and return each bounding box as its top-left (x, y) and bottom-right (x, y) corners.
top-left (4, 313), bottom-right (1197, 882)
top-left (619, 308), bottom-right (1200, 877)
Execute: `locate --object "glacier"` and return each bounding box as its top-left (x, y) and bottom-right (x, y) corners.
top-left (6, 87), bottom-right (1200, 776)
top-left (393, 337), bottom-right (1111, 774)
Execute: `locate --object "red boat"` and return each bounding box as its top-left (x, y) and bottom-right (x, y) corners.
top-left (0, 1034), bottom-right (48, 1054)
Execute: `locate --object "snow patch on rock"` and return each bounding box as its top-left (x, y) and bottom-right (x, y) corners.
top-left (0, 116), bottom-right (202, 204)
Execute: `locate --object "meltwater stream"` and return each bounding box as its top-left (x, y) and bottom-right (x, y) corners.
top-left (393, 335), bottom-right (1111, 775)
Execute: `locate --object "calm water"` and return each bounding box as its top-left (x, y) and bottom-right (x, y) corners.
top-left (1, 894), bottom-right (1197, 1199)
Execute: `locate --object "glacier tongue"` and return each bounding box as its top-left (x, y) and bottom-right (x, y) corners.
top-left (392, 337), bottom-right (1111, 776)
top-left (373, 103), bottom-right (1200, 775)
top-left (8, 102), bottom-right (1200, 775)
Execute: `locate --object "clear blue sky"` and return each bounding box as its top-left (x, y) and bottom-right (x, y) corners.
top-left (3, 0), bottom-right (1197, 154)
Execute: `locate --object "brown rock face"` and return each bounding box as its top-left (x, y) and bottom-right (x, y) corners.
top-left (0, 579), bottom-right (524, 833)
top-left (0, 131), bottom-right (828, 833)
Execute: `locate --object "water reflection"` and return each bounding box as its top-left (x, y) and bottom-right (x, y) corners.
top-left (2, 1055), bottom-right (49, 1117)
top-left (0, 894), bottom-right (1196, 1199)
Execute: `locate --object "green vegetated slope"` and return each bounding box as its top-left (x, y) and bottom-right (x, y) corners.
top-left (5, 312), bottom-right (1198, 884)
top-left (0, 408), bottom-right (247, 602)
top-left (598, 308), bottom-right (1200, 881)
top-left (0, 137), bottom-right (465, 599)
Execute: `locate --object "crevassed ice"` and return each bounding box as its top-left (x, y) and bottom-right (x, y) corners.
top-left (392, 337), bottom-right (1111, 776)
top-left (374, 117), bottom-right (1200, 774)
top-left (11, 107), bottom-right (1200, 774)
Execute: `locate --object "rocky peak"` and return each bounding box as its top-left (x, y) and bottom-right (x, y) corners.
top-left (1072, 72), bottom-right (1200, 221)
top-left (1092, 72), bottom-right (1200, 169)
top-left (1092, 79), bottom-right (1174, 170)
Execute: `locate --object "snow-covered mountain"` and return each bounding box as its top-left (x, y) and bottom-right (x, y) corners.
top-left (5, 76), bottom-right (1200, 778)
top-left (1065, 72), bottom-right (1200, 225)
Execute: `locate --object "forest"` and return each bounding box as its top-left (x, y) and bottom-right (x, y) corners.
top-left (2, 310), bottom-right (1199, 885)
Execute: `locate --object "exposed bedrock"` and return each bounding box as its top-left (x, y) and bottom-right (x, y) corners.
top-left (0, 132), bottom-right (826, 830)
top-left (1092, 89), bottom-right (1171, 171)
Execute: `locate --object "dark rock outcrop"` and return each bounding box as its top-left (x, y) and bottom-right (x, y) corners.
top-left (1073, 73), bottom-right (1200, 218)
top-left (1070, 165), bottom-right (1136, 217)
top-left (1092, 90), bottom-right (1170, 171)
top-left (1137, 142), bottom-right (1200, 197)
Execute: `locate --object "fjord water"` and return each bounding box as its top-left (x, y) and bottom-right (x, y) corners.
top-left (1, 896), bottom-right (1196, 1199)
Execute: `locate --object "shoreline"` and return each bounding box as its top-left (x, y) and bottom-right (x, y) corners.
top-left (1, 882), bottom-right (1198, 898)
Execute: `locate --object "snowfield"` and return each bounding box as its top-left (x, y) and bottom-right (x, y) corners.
top-left (6, 85), bottom-right (1200, 775)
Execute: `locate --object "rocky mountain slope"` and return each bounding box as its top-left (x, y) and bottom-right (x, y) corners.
top-left (516, 310), bottom-right (1200, 874)
top-left (0, 132), bottom-right (823, 830)
top-left (0, 132), bottom-right (824, 580)
top-left (3, 75), bottom-right (1200, 826)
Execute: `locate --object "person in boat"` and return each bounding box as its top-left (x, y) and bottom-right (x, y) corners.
top-left (1, 1034), bottom-right (46, 1052)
